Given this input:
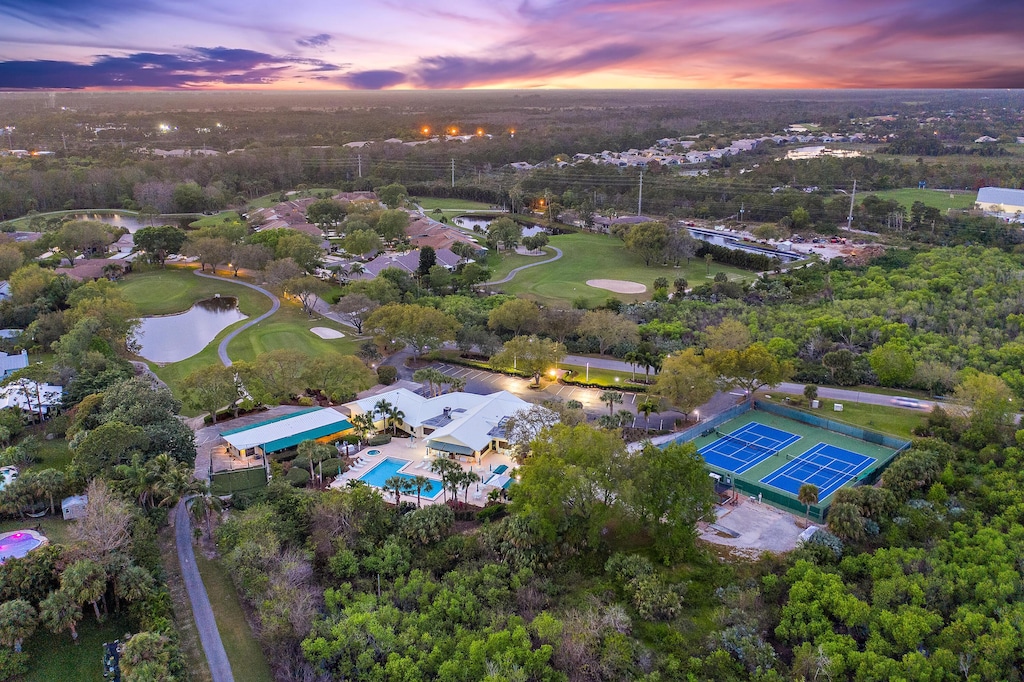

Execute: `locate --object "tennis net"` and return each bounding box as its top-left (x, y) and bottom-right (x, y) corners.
top-left (785, 452), bottom-right (866, 482)
top-left (713, 429), bottom-right (776, 457)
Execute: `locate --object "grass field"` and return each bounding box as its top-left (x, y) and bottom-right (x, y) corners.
top-left (414, 197), bottom-right (494, 211)
top-left (759, 394), bottom-right (926, 440)
top-left (485, 246), bottom-right (556, 280)
top-left (21, 613), bottom-right (131, 682)
top-left (118, 267), bottom-right (272, 317)
top-left (0, 515), bottom-right (71, 545)
top-left (494, 232), bottom-right (754, 308)
top-left (247, 188), bottom-right (337, 209)
top-left (859, 188), bottom-right (976, 212)
top-left (225, 303), bottom-right (359, 363)
top-left (189, 211), bottom-right (243, 228)
top-left (195, 554), bottom-right (274, 682)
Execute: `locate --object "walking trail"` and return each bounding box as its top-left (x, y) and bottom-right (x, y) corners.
top-left (194, 270), bottom-right (279, 366)
top-left (174, 500), bottom-right (235, 682)
top-left (483, 246), bottom-right (563, 285)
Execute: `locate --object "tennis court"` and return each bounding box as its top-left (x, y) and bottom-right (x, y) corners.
top-left (699, 422), bottom-right (801, 474)
top-left (760, 443), bottom-right (876, 500)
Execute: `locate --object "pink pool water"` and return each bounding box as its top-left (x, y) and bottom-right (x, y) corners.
top-left (0, 530), bottom-right (47, 563)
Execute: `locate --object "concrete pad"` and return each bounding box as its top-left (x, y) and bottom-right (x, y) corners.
top-left (698, 497), bottom-right (803, 558)
top-left (310, 326), bottom-right (345, 339)
top-left (586, 279), bottom-right (647, 294)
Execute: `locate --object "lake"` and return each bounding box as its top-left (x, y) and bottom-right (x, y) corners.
top-left (686, 228), bottom-right (801, 263)
top-left (67, 213), bottom-right (153, 233)
top-left (453, 216), bottom-right (547, 237)
top-left (135, 297), bottom-right (247, 363)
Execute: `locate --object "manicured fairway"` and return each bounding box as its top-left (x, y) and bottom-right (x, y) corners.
top-left (117, 266), bottom-right (271, 316)
top-left (496, 232), bottom-right (753, 308)
top-left (225, 304), bottom-right (359, 363)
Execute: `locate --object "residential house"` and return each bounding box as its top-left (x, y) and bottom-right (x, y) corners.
top-left (0, 350), bottom-right (28, 378)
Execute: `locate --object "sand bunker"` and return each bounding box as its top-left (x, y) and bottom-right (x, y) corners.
top-left (310, 327), bottom-right (345, 339)
top-left (586, 279), bottom-right (647, 294)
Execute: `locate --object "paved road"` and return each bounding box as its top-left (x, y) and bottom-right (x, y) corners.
top-left (483, 246), bottom-right (563, 285)
top-left (193, 271), bottom-right (280, 367)
top-left (772, 383), bottom-right (937, 411)
top-left (174, 500), bottom-right (235, 682)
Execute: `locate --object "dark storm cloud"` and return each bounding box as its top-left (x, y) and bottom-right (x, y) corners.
top-left (340, 69), bottom-right (408, 90)
top-left (296, 33), bottom-right (332, 48)
top-left (0, 47), bottom-right (343, 89)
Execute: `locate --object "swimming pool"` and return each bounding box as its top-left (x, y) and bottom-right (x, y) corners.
top-left (0, 529), bottom-right (46, 564)
top-left (360, 458), bottom-right (443, 500)
top-left (366, 449), bottom-right (382, 456)
top-left (0, 466), bottom-right (17, 492)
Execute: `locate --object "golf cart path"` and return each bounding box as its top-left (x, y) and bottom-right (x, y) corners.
top-left (483, 246), bottom-right (563, 285)
top-left (193, 271), bottom-right (280, 367)
top-left (174, 500), bottom-right (235, 682)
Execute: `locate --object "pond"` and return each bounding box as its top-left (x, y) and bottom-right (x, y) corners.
top-left (686, 228), bottom-right (801, 263)
top-left (134, 297), bottom-right (247, 363)
top-left (453, 216), bottom-right (547, 237)
top-left (66, 212), bottom-right (157, 233)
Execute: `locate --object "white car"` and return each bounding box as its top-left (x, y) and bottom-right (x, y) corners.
top-left (890, 397), bottom-right (923, 409)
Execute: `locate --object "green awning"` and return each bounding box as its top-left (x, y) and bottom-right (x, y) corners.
top-left (263, 420), bottom-right (353, 453)
top-left (427, 440), bottom-right (475, 456)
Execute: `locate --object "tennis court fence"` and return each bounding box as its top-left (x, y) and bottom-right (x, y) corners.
top-left (661, 401), bottom-right (752, 447)
top-left (734, 478), bottom-right (825, 521)
top-left (754, 400), bottom-right (910, 451)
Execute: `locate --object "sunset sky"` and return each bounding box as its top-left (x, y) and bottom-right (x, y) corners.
top-left (1, 0), bottom-right (1022, 90)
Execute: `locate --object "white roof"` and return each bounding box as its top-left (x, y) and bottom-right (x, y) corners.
top-left (977, 187), bottom-right (1024, 207)
top-left (0, 350), bottom-right (28, 375)
top-left (345, 389), bottom-right (531, 453)
top-left (0, 379), bottom-right (62, 412)
top-left (221, 408), bottom-right (350, 451)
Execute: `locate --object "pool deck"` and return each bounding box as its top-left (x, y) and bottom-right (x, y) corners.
top-left (328, 438), bottom-right (516, 506)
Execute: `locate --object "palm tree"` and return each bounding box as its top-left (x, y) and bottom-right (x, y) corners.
top-left (447, 376), bottom-right (467, 394)
top-left (188, 490), bottom-right (223, 540)
top-left (637, 399), bottom-right (658, 432)
top-left (623, 349), bottom-right (640, 381)
top-left (34, 468), bottom-right (66, 516)
top-left (0, 599), bottom-right (37, 653)
top-left (373, 399), bottom-right (393, 426)
top-left (798, 483), bottom-right (820, 526)
top-left (430, 458), bottom-right (461, 504)
top-left (460, 470), bottom-right (481, 505)
top-left (61, 559), bottom-right (107, 622)
top-left (410, 474), bottom-right (433, 508)
top-left (114, 454), bottom-right (157, 508)
top-left (384, 475), bottom-right (414, 508)
top-left (40, 590), bottom-right (82, 644)
top-left (600, 390), bottom-right (623, 416)
top-left (351, 413), bottom-right (377, 443)
top-left (387, 406), bottom-right (406, 435)
top-left (114, 564), bottom-right (155, 611)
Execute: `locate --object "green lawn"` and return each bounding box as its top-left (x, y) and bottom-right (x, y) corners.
top-left (759, 394), bottom-right (926, 439)
top-left (189, 211), bottom-right (242, 228)
top-left (247, 188), bottom-right (337, 209)
top-left (118, 267), bottom-right (272, 316)
top-left (859, 188), bottom-right (976, 212)
top-left (414, 197), bottom-right (494, 211)
top-left (486, 246), bottom-right (556, 281)
top-left (0, 515), bottom-right (71, 545)
top-left (20, 613), bottom-right (131, 682)
top-left (194, 554), bottom-right (274, 682)
top-left (226, 303), bottom-right (360, 362)
top-left (495, 232), bottom-right (753, 308)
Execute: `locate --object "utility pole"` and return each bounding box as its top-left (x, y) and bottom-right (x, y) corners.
top-left (637, 170), bottom-right (643, 216)
top-left (846, 179), bottom-right (856, 232)
top-left (357, 154), bottom-right (362, 178)
top-left (740, 202), bottom-right (745, 223)
top-left (451, 158), bottom-right (455, 188)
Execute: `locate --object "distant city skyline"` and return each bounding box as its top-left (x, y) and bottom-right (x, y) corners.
top-left (1, 0), bottom-right (1022, 90)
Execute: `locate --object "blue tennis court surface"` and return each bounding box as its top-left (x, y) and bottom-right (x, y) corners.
top-left (761, 443), bottom-right (876, 500)
top-left (699, 422), bottom-right (801, 474)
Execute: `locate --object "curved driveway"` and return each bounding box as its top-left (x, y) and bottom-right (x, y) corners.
top-left (483, 246), bottom-right (563, 285)
top-left (194, 271), bottom-right (279, 367)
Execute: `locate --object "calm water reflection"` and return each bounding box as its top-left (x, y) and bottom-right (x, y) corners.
top-left (68, 213), bottom-right (156, 233)
top-left (135, 297), bottom-right (246, 363)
